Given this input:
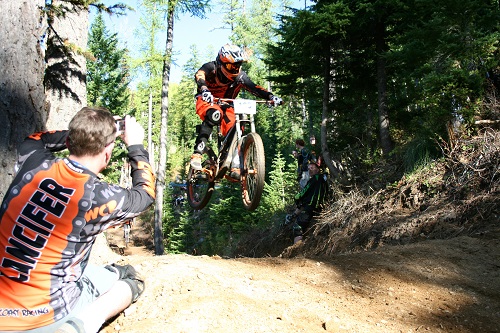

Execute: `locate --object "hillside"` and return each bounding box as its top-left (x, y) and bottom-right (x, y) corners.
top-left (94, 130), bottom-right (499, 333)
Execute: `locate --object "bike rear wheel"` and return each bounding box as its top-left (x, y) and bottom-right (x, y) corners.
top-left (241, 132), bottom-right (265, 211)
top-left (187, 162), bottom-right (215, 210)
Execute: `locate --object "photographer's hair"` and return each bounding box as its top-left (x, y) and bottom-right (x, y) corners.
top-left (68, 107), bottom-right (116, 156)
top-left (295, 139), bottom-right (305, 147)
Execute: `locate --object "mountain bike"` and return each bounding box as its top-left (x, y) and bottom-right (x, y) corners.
top-left (187, 98), bottom-right (276, 211)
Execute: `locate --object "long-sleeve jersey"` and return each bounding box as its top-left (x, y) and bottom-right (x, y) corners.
top-left (195, 61), bottom-right (273, 100)
top-left (294, 174), bottom-right (327, 212)
top-left (0, 130), bottom-right (155, 330)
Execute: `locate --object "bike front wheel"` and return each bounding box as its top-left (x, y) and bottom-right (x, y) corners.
top-left (240, 132), bottom-right (265, 211)
top-left (187, 165), bottom-right (215, 210)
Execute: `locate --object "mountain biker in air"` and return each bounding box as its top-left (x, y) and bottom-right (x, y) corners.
top-left (190, 44), bottom-right (283, 179)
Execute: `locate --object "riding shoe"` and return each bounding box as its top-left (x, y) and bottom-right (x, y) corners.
top-left (230, 168), bottom-right (241, 180)
top-left (105, 263), bottom-right (145, 303)
top-left (190, 153), bottom-right (202, 170)
top-left (54, 318), bottom-right (85, 333)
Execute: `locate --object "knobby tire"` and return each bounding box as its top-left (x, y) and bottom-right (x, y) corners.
top-left (187, 164), bottom-right (215, 210)
top-left (241, 132), bottom-right (265, 211)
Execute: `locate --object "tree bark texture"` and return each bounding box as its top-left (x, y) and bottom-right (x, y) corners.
top-left (45, 0), bottom-right (88, 130)
top-left (0, 0), bottom-right (47, 201)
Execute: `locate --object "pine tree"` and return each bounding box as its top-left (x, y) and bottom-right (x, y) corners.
top-left (261, 152), bottom-right (296, 214)
top-left (87, 12), bottom-right (130, 115)
top-left (166, 209), bottom-right (194, 253)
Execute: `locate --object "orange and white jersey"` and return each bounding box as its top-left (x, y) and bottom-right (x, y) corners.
top-left (195, 61), bottom-right (273, 100)
top-left (0, 131), bottom-right (155, 330)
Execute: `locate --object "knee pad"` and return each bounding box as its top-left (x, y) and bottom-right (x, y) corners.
top-left (205, 108), bottom-right (221, 126)
top-left (194, 123), bottom-right (214, 154)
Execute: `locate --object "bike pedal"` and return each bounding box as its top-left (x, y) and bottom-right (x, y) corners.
top-left (229, 169), bottom-right (241, 180)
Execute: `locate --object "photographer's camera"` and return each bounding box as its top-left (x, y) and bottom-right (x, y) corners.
top-left (116, 119), bottom-right (125, 133)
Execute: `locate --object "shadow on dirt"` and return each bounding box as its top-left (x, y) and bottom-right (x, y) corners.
top-left (229, 131), bottom-right (500, 332)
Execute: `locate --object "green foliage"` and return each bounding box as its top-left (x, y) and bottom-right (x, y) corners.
top-left (161, 184), bottom-right (183, 252)
top-left (166, 209), bottom-right (194, 253)
top-left (131, 78), bottom-right (162, 148)
top-left (131, 0), bottom-right (166, 82)
top-left (86, 12), bottom-right (132, 183)
top-left (87, 12), bottom-right (130, 115)
top-left (401, 135), bottom-right (440, 173)
top-left (166, 46), bottom-right (204, 181)
top-left (260, 152), bottom-right (296, 215)
top-left (266, 0), bottom-right (500, 163)
top-left (199, 181), bottom-right (254, 254)
top-left (98, 0), bottom-right (500, 256)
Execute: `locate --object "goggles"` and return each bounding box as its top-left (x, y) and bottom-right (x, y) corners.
top-left (224, 62), bottom-right (241, 73)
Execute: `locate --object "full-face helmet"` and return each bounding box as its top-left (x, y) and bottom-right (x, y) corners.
top-left (216, 44), bottom-right (248, 80)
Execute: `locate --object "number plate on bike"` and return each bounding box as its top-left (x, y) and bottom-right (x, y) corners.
top-left (233, 99), bottom-right (256, 115)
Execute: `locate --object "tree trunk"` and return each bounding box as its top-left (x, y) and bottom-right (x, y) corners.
top-left (154, 3), bottom-right (175, 255)
top-left (320, 50), bottom-right (349, 186)
top-left (45, 0), bottom-right (88, 130)
top-left (148, 91), bottom-right (154, 164)
top-left (375, 19), bottom-right (394, 157)
top-left (0, 1), bottom-right (46, 201)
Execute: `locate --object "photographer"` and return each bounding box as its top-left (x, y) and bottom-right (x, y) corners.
top-left (0, 107), bottom-right (155, 333)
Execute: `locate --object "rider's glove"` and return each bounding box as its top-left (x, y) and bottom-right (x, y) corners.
top-left (282, 213), bottom-right (297, 226)
top-left (269, 95), bottom-right (283, 106)
top-left (201, 89), bottom-right (213, 103)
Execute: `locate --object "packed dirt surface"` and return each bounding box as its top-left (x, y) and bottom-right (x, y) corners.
top-left (93, 225), bottom-right (500, 333)
top-left (88, 131), bottom-right (499, 333)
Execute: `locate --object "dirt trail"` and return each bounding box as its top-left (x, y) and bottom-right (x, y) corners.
top-left (95, 227), bottom-right (500, 333)
top-left (89, 132), bottom-right (500, 333)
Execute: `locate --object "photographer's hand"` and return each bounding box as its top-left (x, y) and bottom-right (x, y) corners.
top-left (123, 115), bottom-right (145, 147)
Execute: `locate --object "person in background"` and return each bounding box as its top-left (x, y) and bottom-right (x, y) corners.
top-left (293, 139), bottom-right (311, 188)
top-left (0, 107), bottom-right (156, 333)
top-left (285, 162), bottom-right (327, 244)
top-left (190, 43), bottom-right (282, 179)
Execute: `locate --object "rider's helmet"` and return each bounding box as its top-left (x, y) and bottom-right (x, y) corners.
top-left (216, 44), bottom-right (248, 80)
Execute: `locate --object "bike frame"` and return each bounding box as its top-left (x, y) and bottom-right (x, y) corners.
top-left (208, 99), bottom-right (262, 181)
top-left (187, 98), bottom-right (271, 211)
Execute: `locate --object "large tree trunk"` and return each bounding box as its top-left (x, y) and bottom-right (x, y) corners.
top-left (320, 50), bottom-right (349, 186)
top-left (153, 3), bottom-right (175, 255)
top-left (44, 0), bottom-right (88, 130)
top-left (375, 19), bottom-right (394, 157)
top-left (0, 1), bottom-right (47, 201)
